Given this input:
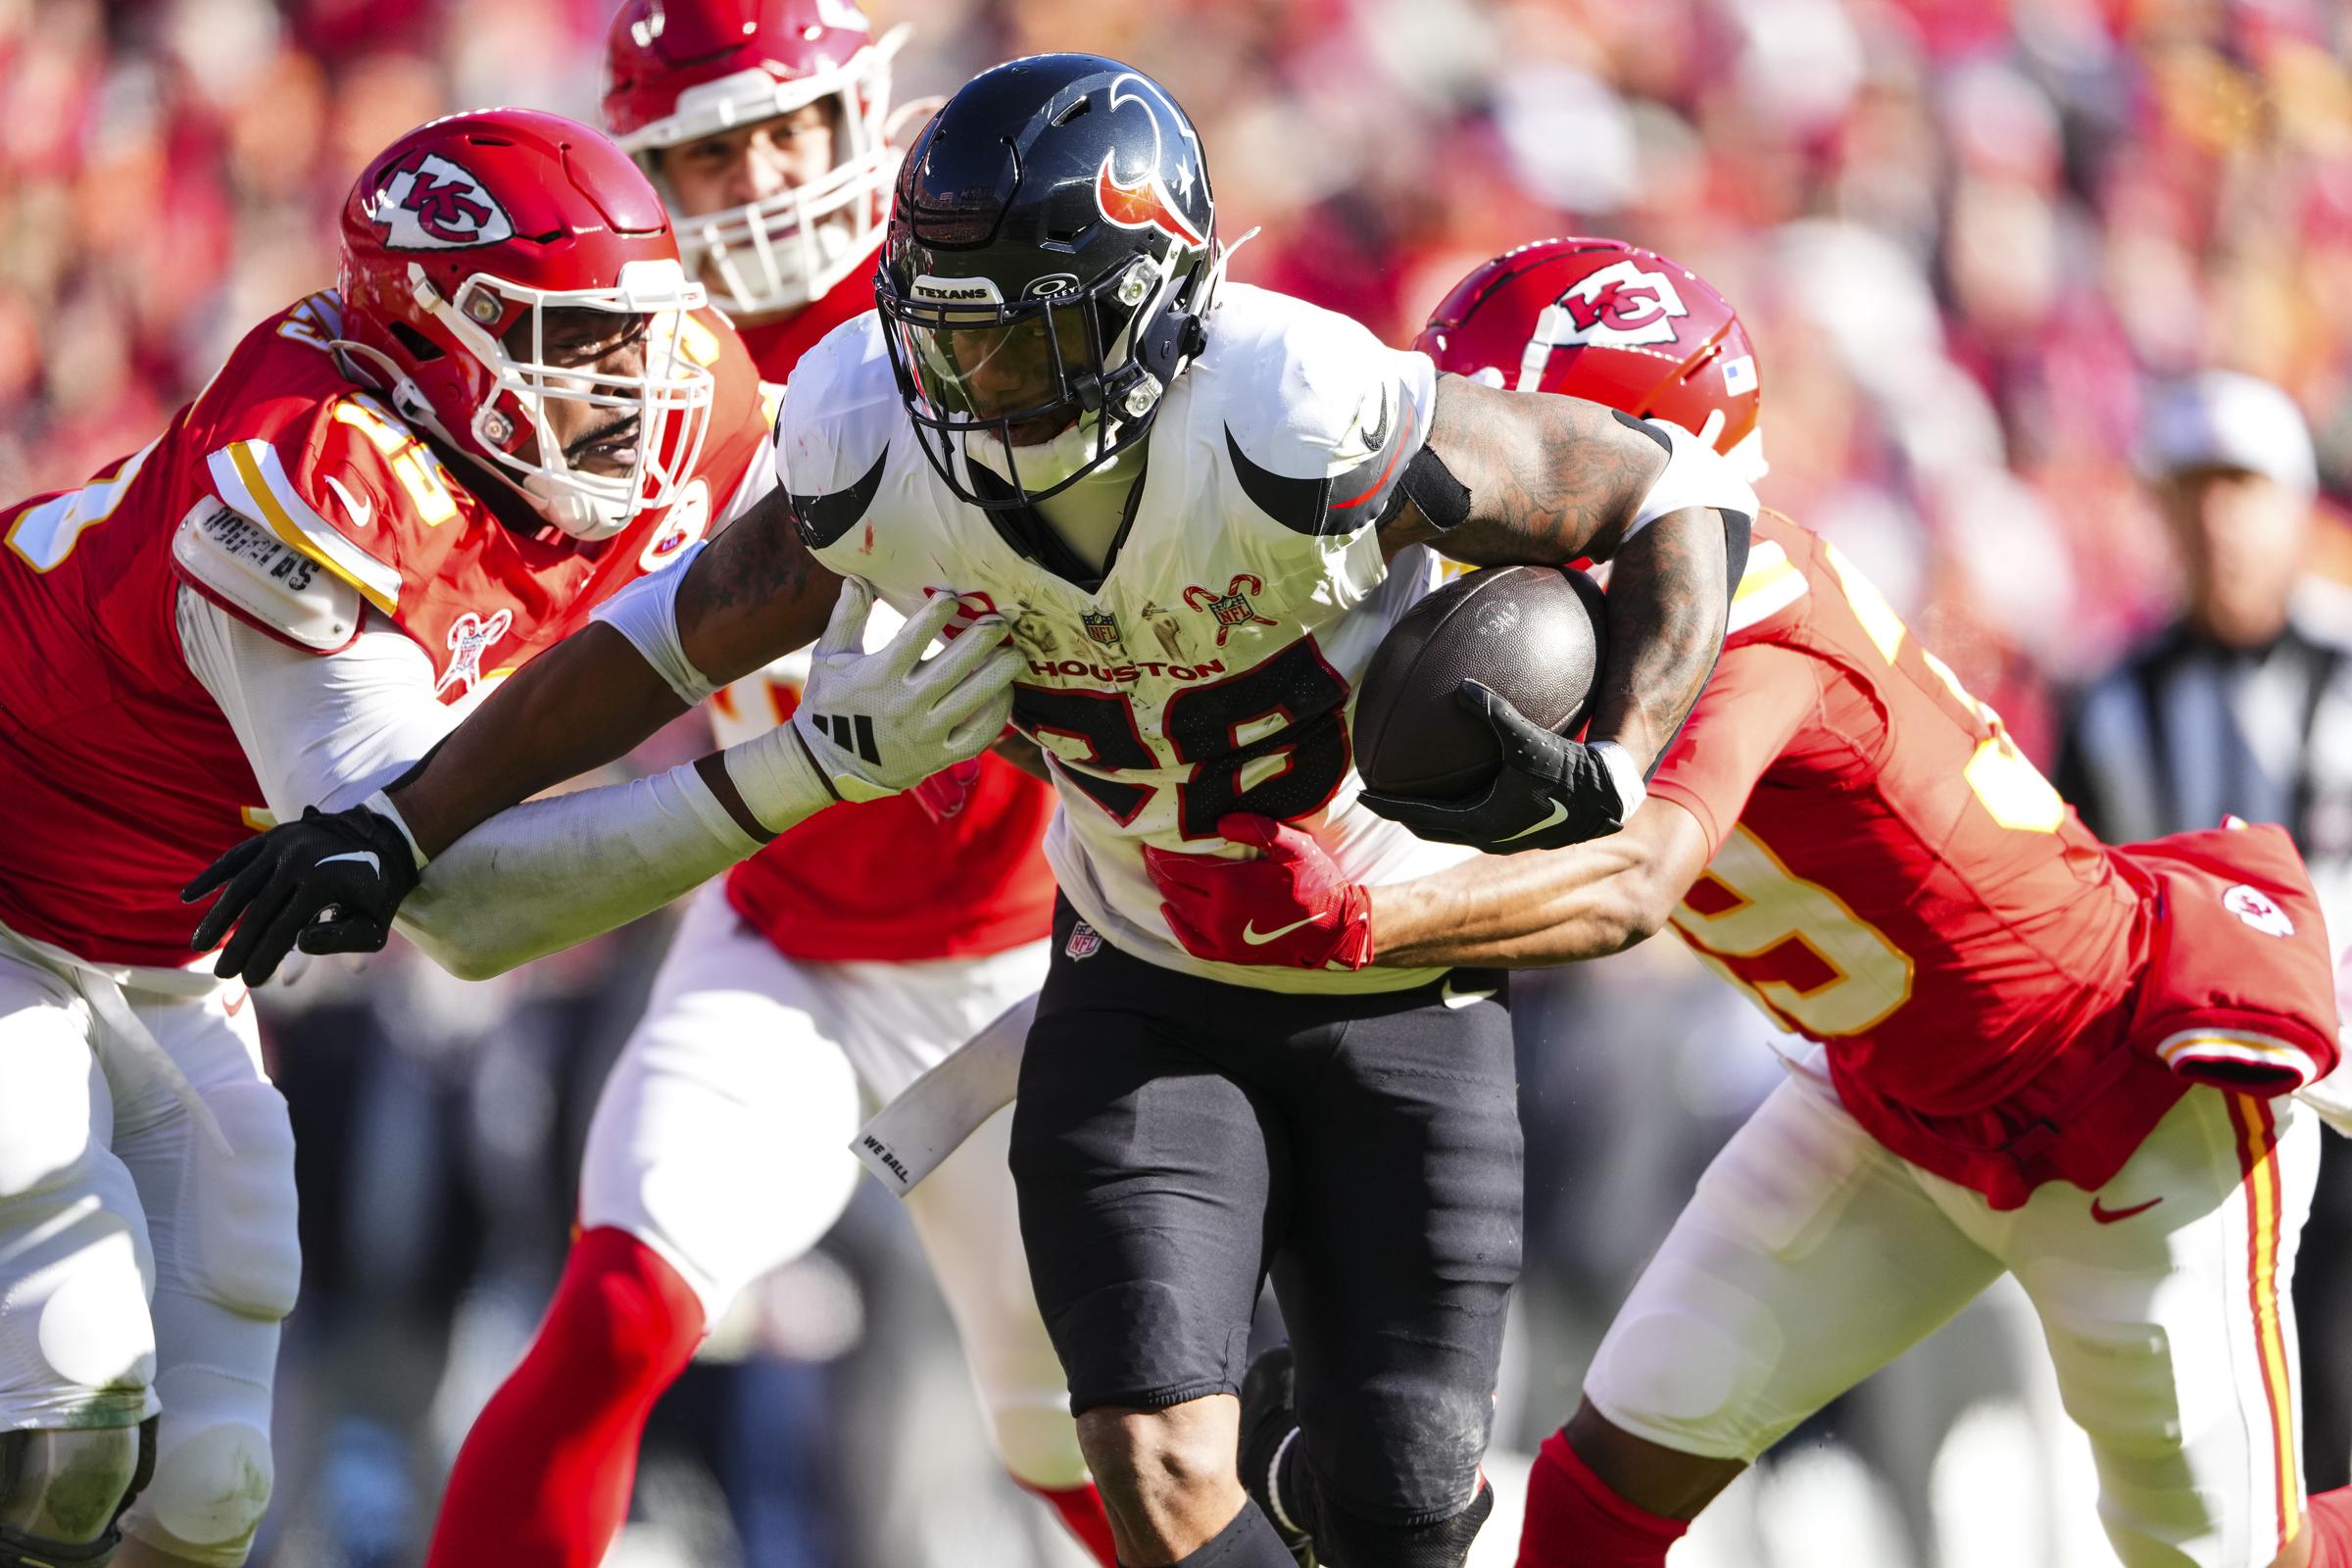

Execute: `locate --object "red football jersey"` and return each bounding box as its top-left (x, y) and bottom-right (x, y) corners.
top-left (0, 289), bottom-right (770, 966)
top-left (716, 253), bottom-right (1058, 963)
top-left (1650, 513), bottom-right (2334, 1205)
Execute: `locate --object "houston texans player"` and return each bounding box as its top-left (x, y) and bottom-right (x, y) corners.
top-left (411, 8), bottom-right (1109, 1566)
top-left (187, 59), bottom-right (1757, 1568)
top-left (0, 106), bottom-right (1003, 1568)
top-left (1152, 238), bottom-right (2352, 1568)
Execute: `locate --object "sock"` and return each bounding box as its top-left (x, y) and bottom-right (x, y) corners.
top-left (1144, 1497), bottom-right (1302, 1568)
top-left (2305, 1486), bottom-right (2352, 1565)
top-left (423, 1227), bottom-right (706, 1568)
top-left (1516, 1428), bottom-right (1690, 1568)
top-left (1019, 1479), bottom-right (1120, 1567)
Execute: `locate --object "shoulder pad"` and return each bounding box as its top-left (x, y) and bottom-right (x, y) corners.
top-left (172, 498), bottom-right (365, 652)
top-left (1202, 285), bottom-right (1433, 538)
top-left (1728, 539), bottom-right (1810, 638)
top-left (202, 390), bottom-right (453, 614)
top-left (774, 314), bottom-right (899, 550)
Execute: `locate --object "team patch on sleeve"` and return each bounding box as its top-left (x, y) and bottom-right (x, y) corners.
top-left (171, 499), bottom-right (364, 652)
top-left (206, 437), bottom-right (403, 612)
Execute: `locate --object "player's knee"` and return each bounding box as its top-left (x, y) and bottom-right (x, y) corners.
top-left (1075, 1404), bottom-right (1235, 1511)
top-left (555, 1228), bottom-right (707, 1385)
top-left (1312, 1481), bottom-right (1494, 1568)
top-left (0, 1421), bottom-right (153, 1553)
top-left (1306, 1371), bottom-right (1493, 1523)
top-left (182, 1083), bottom-right (300, 1322)
top-left (123, 1416), bottom-right (272, 1566)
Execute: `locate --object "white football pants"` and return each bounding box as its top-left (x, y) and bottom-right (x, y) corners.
top-left (0, 925), bottom-right (298, 1567)
top-left (576, 884), bottom-right (1075, 1485)
top-left (1585, 1049), bottom-right (2318, 1568)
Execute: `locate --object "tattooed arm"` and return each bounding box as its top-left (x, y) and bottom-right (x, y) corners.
top-left (1358, 374), bottom-right (1750, 853)
top-left (1380, 372), bottom-right (1743, 771)
top-left (389, 487), bottom-right (840, 857)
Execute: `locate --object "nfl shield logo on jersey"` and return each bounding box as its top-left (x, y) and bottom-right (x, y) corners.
top-left (2224, 883), bottom-right (2294, 938)
top-left (1082, 611), bottom-right (1122, 648)
top-left (1066, 922), bottom-right (1103, 960)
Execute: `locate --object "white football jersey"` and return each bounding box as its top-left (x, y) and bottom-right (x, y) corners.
top-left (777, 283), bottom-right (1473, 992)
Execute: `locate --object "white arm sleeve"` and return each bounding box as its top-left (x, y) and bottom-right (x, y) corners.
top-left (588, 540), bottom-right (722, 708)
top-left (174, 587), bottom-right (463, 818)
top-left (395, 759), bottom-right (764, 980)
top-left (1627, 417), bottom-right (1758, 539)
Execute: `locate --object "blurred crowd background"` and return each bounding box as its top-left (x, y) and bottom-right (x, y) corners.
top-left (5, 0), bottom-right (2351, 1564)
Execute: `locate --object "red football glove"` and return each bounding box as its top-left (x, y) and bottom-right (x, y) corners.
top-left (1143, 813), bottom-right (1374, 970)
top-left (910, 758), bottom-right (983, 824)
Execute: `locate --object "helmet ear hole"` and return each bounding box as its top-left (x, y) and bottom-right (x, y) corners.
top-left (388, 320), bottom-right (443, 362)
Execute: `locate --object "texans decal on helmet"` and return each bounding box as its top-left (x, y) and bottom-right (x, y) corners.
top-left (1094, 74), bottom-right (1208, 247)
top-left (366, 150), bottom-right (515, 251)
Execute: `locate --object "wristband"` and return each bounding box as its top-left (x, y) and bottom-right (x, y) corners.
top-left (363, 788), bottom-right (429, 870)
top-left (1588, 740), bottom-right (1648, 820)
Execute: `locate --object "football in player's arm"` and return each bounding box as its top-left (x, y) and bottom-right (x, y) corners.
top-left (185, 244), bottom-right (1751, 991)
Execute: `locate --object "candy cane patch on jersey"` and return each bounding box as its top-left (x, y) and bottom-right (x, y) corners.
top-left (1183, 573), bottom-right (1277, 647)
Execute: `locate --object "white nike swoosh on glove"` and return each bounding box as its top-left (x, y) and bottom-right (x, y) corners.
top-left (317, 851), bottom-right (380, 875)
top-left (1496, 799), bottom-right (1569, 843)
top-left (1243, 915), bottom-right (1317, 946)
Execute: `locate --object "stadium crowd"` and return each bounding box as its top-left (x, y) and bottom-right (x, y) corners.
top-left (3, 0), bottom-right (2348, 1563)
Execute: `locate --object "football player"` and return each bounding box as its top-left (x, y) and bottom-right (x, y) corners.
top-left (414, 6), bottom-right (1112, 1565)
top-left (1146, 238), bottom-right (2352, 1568)
top-left (185, 59), bottom-right (1758, 1568)
top-left (0, 107), bottom-right (1009, 1568)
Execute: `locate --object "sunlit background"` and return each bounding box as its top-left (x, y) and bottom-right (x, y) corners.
top-left (4, 0), bottom-right (2350, 1563)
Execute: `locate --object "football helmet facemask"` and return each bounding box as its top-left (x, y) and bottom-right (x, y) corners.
top-left (876, 54), bottom-right (1228, 510)
top-left (336, 108), bottom-right (716, 542)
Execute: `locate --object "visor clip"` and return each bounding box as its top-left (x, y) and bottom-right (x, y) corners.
top-left (1120, 371), bottom-right (1163, 419)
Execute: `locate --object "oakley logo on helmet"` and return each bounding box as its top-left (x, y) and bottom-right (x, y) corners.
top-left (1542, 259), bottom-right (1689, 350)
top-left (1026, 273), bottom-right (1082, 299)
top-left (1094, 74), bottom-right (1207, 248)
top-left (367, 151), bottom-right (515, 252)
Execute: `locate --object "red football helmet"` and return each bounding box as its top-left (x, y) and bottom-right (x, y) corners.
top-left (603, 0), bottom-right (906, 318)
top-left (336, 109), bottom-right (716, 542)
top-left (1415, 237), bottom-right (1765, 481)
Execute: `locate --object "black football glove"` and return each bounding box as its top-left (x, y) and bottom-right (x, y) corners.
top-left (182, 804), bottom-right (420, 984)
top-left (1357, 680), bottom-right (1632, 854)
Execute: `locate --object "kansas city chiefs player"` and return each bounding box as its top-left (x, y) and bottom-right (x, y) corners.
top-left (188, 57), bottom-right (1757, 1568)
top-left (1151, 238), bottom-right (2352, 1568)
top-left (413, 6), bottom-right (1103, 1566)
top-left (0, 106), bottom-right (939, 1568)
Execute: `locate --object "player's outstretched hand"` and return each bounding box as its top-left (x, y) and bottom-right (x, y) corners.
top-left (1144, 812), bottom-right (1373, 970)
top-left (785, 579), bottom-right (1020, 807)
top-left (1358, 680), bottom-right (1632, 855)
top-left (183, 803), bottom-right (420, 985)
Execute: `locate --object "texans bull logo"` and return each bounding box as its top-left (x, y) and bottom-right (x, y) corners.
top-left (1093, 74), bottom-right (1208, 249)
top-left (367, 151), bottom-right (515, 252)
